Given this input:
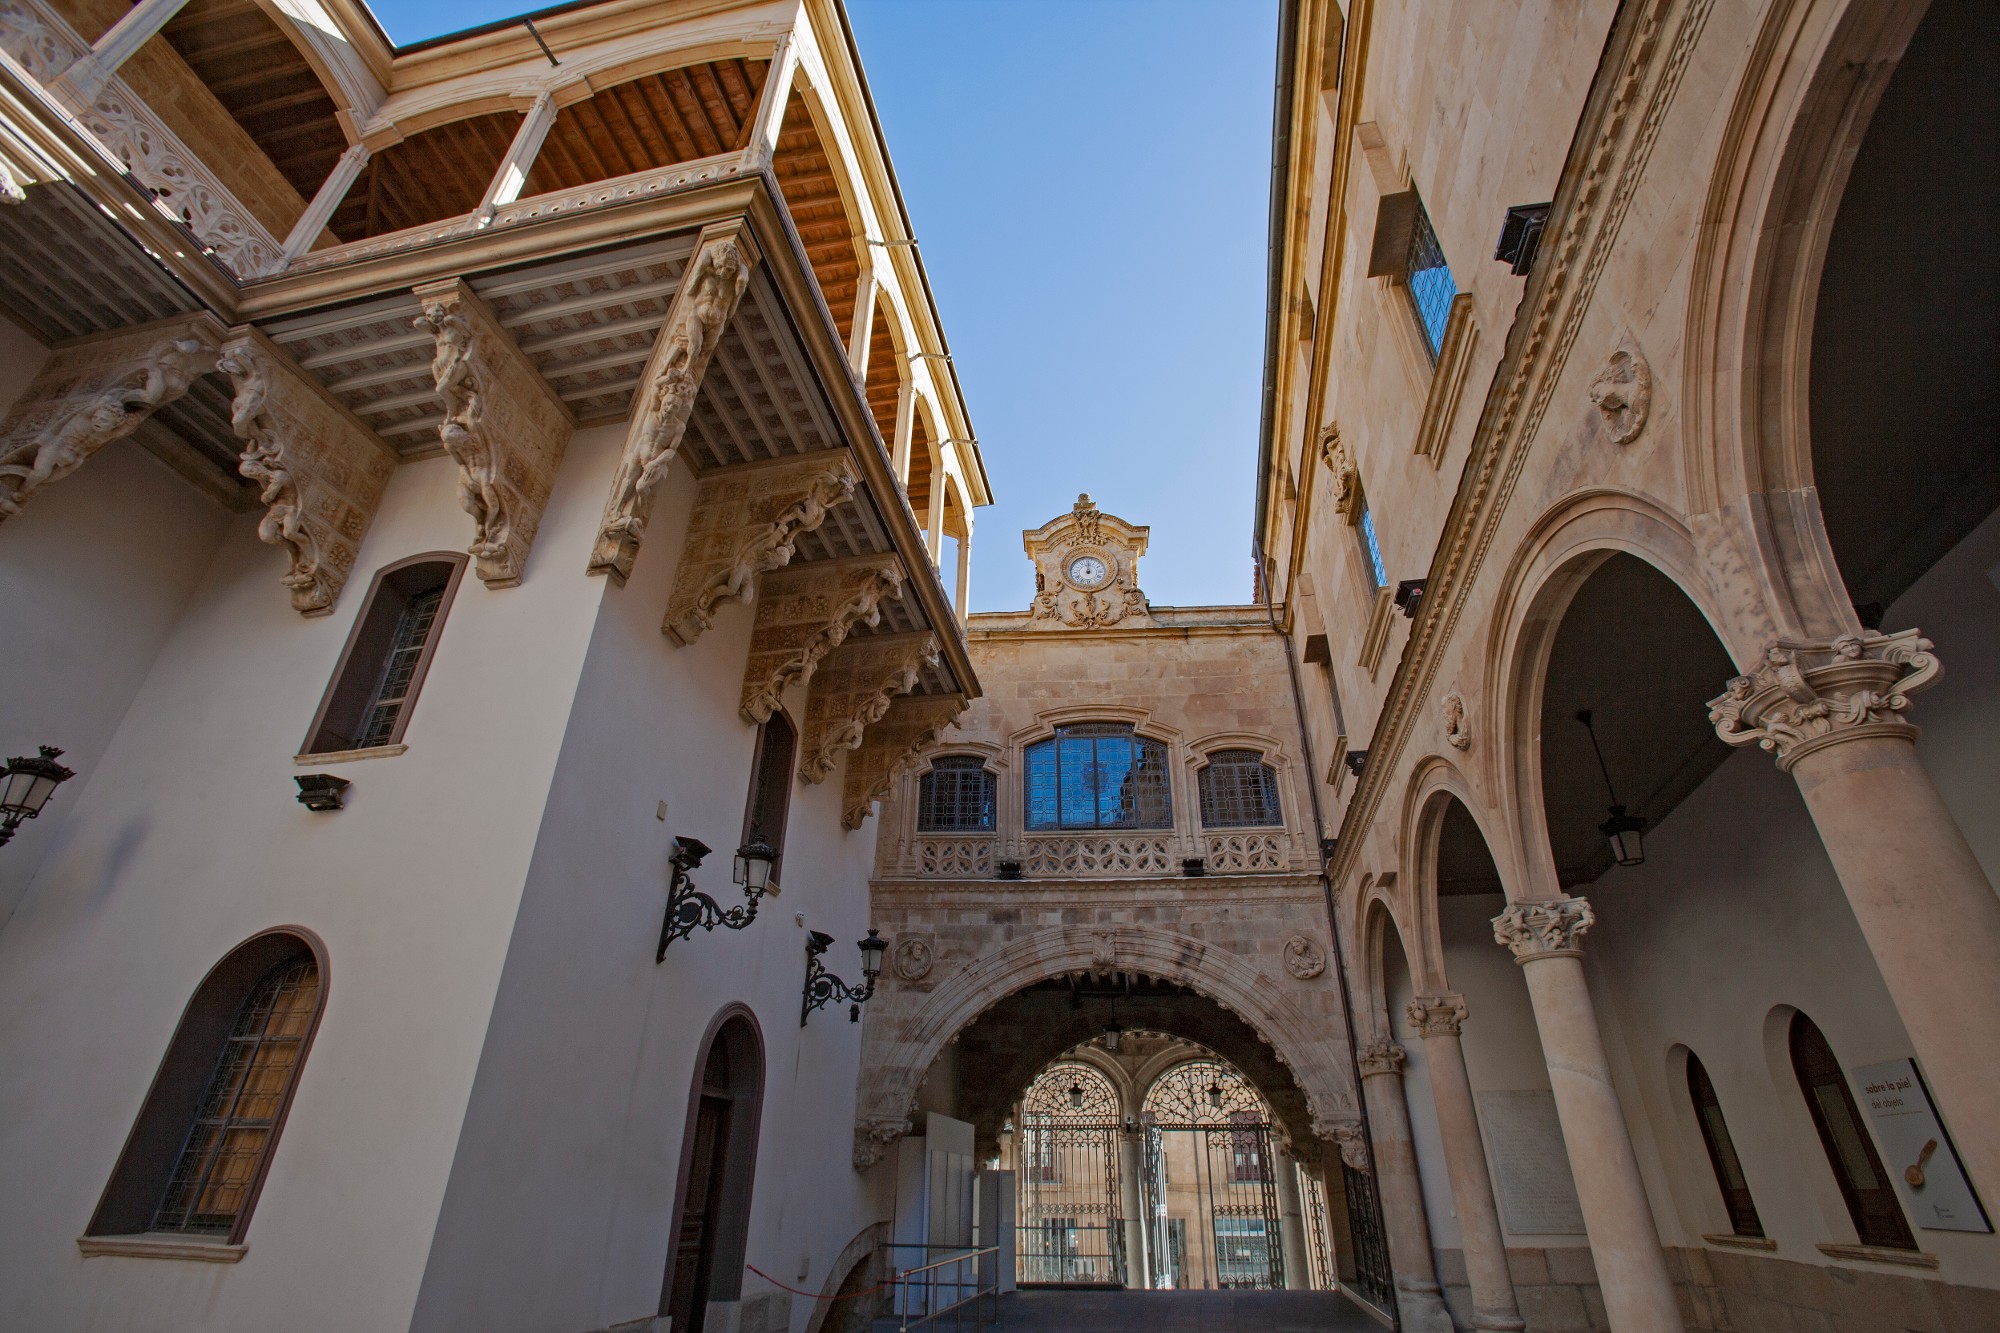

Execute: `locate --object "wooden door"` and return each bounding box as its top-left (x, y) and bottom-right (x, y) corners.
top-left (667, 1093), bottom-right (733, 1333)
top-left (1790, 1014), bottom-right (1916, 1250)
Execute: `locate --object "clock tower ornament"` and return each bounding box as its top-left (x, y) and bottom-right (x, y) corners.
top-left (1025, 494), bottom-right (1154, 629)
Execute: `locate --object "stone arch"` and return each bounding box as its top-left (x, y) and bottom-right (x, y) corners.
top-left (1485, 489), bottom-right (1733, 898)
top-left (853, 923), bottom-right (1357, 1167)
top-left (1395, 754), bottom-right (1496, 992)
top-left (1681, 0), bottom-right (1933, 641)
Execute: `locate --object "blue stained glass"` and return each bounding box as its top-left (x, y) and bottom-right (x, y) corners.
top-left (1359, 505), bottom-right (1388, 590)
top-left (1025, 724), bottom-right (1173, 830)
top-left (1026, 741), bottom-right (1060, 829)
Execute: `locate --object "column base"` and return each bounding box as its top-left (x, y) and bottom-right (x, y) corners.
top-left (1393, 1276), bottom-right (1455, 1333)
top-left (1471, 1311), bottom-right (1528, 1332)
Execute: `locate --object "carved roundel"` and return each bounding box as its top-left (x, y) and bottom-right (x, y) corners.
top-left (1283, 935), bottom-right (1327, 980)
top-left (1065, 551), bottom-right (1112, 590)
top-left (892, 936), bottom-right (934, 982)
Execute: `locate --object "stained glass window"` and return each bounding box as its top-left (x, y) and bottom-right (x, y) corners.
top-left (1024, 723), bottom-right (1172, 831)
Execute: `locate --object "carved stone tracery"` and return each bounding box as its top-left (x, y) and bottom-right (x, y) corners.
top-left (591, 228), bottom-right (755, 582)
top-left (412, 279), bottom-right (573, 588)
top-left (1492, 897), bottom-right (1595, 962)
top-left (661, 453), bottom-right (859, 646)
top-left (799, 632), bottom-right (940, 784)
top-left (1707, 630), bottom-right (1940, 771)
top-left (739, 555), bottom-right (905, 724)
top-left (840, 692), bottom-right (968, 830)
top-left (0, 315), bottom-right (222, 522)
top-left (216, 330), bottom-right (397, 615)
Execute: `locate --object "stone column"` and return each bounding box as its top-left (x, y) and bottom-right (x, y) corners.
top-left (1710, 631), bottom-right (2000, 1197)
top-left (891, 374), bottom-right (916, 483)
top-left (1117, 1128), bottom-right (1149, 1289)
top-left (474, 90), bottom-right (558, 225)
top-left (1356, 1038), bottom-right (1453, 1333)
top-left (1494, 899), bottom-right (1681, 1333)
top-left (954, 510), bottom-right (973, 625)
top-left (848, 257), bottom-right (878, 377)
top-left (925, 457), bottom-right (946, 562)
top-left (1408, 993), bottom-right (1524, 1331)
top-left (1273, 1145), bottom-right (1311, 1290)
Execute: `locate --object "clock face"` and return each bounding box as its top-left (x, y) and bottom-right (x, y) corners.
top-left (1067, 555), bottom-right (1110, 589)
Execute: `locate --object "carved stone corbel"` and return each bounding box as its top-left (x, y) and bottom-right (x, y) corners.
top-left (661, 452), bottom-right (858, 646)
top-left (1707, 630), bottom-right (1940, 771)
top-left (1319, 423), bottom-right (1359, 521)
top-left (841, 693), bottom-right (969, 830)
top-left (740, 554), bottom-right (906, 723)
top-left (1315, 1114), bottom-right (1370, 1172)
top-left (590, 224), bottom-right (757, 582)
top-left (799, 632), bottom-right (940, 784)
top-left (0, 314), bottom-right (224, 522)
top-left (853, 1116), bottom-right (913, 1170)
top-left (411, 278), bottom-right (573, 587)
top-left (216, 329), bottom-right (397, 615)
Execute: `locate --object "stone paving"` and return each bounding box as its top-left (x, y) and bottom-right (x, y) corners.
top-left (877, 1288), bottom-right (1379, 1332)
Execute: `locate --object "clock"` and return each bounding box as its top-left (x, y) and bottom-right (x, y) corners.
top-left (1066, 554), bottom-right (1110, 589)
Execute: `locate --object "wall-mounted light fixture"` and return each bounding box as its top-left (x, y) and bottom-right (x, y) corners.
top-left (1394, 579), bottom-right (1427, 618)
top-left (293, 773), bottom-right (349, 812)
top-left (996, 859), bottom-right (1023, 881)
top-left (1181, 857), bottom-right (1206, 878)
top-left (1344, 750), bottom-right (1369, 778)
top-left (0, 746), bottom-right (75, 846)
top-left (1577, 708), bottom-right (1646, 867)
top-left (801, 928), bottom-right (887, 1025)
top-left (656, 837), bottom-right (770, 961)
top-left (1206, 1080), bottom-right (1224, 1110)
top-left (1067, 1081), bottom-right (1084, 1110)
top-left (1494, 202), bottom-right (1552, 275)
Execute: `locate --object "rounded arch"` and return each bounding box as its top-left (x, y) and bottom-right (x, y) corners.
top-left (1357, 892), bottom-right (1427, 1045)
top-left (1396, 754), bottom-right (1499, 990)
top-left (1486, 491), bottom-right (1736, 899)
top-left (855, 924), bottom-right (1358, 1164)
top-left (661, 1004), bottom-right (766, 1326)
top-left (1681, 0), bottom-right (1934, 640)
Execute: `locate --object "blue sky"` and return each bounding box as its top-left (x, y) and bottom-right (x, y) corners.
top-left (366, 2), bottom-right (1278, 611)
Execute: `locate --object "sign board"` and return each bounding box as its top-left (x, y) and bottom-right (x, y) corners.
top-left (1853, 1059), bottom-right (1991, 1233)
top-left (1477, 1089), bottom-right (1586, 1235)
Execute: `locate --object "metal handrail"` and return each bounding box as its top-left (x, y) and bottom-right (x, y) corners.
top-left (884, 1243), bottom-right (1000, 1332)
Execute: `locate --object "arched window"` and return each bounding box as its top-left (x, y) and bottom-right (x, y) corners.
top-left (1789, 1012), bottom-right (1915, 1250)
top-left (663, 1012), bottom-right (764, 1333)
top-left (1024, 723), bottom-right (1171, 831)
top-left (918, 755), bottom-right (996, 832)
top-left (742, 712), bottom-right (796, 887)
top-left (1198, 750), bottom-right (1282, 827)
top-left (89, 931), bottom-right (326, 1244)
top-left (303, 554), bottom-right (466, 754)
top-left (1686, 1052), bottom-right (1763, 1238)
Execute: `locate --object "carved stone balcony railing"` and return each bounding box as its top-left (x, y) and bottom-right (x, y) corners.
top-left (0, 0), bottom-right (284, 278)
top-left (885, 829), bottom-right (1315, 880)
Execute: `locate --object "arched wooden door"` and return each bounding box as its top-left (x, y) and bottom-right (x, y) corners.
top-left (663, 1011), bottom-right (765, 1332)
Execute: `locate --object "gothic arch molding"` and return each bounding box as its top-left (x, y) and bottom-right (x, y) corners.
top-left (1681, 0), bottom-right (1932, 641)
top-left (853, 923), bottom-right (1357, 1167)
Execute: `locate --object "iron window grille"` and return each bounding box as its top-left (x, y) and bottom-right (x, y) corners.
top-left (356, 586), bottom-right (444, 748)
top-left (152, 955), bottom-right (320, 1234)
top-left (1358, 502), bottom-right (1389, 591)
top-left (917, 756), bottom-right (997, 832)
top-left (1404, 194), bottom-right (1457, 360)
top-left (1198, 750), bottom-right (1283, 828)
top-left (1024, 723), bottom-right (1172, 831)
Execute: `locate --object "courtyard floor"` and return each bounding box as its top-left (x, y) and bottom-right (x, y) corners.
top-left (875, 1287), bottom-right (1382, 1332)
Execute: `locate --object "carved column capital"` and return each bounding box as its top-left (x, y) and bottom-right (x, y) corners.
top-left (1708, 631), bottom-right (1940, 771)
top-left (0, 314), bottom-right (223, 522)
top-left (216, 329), bottom-right (396, 615)
top-left (800, 632), bottom-right (940, 784)
top-left (1406, 992), bottom-right (1469, 1038)
top-left (1357, 1037), bottom-right (1408, 1079)
top-left (662, 453), bottom-right (858, 646)
top-left (740, 555), bottom-right (906, 724)
top-left (412, 277), bottom-right (573, 587)
top-left (1493, 897), bottom-right (1595, 964)
top-left (591, 225), bottom-right (756, 581)
top-left (841, 693), bottom-right (968, 830)
top-left (851, 1116), bottom-right (912, 1170)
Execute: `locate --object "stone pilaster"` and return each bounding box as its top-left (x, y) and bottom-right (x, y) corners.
top-left (799, 632), bottom-right (939, 784)
top-left (216, 329), bottom-right (397, 615)
top-left (591, 224), bottom-right (756, 582)
top-left (661, 452), bottom-right (857, 646)
top-left (739, 555), bottom-right (905, 724)
top-left (0, 314), bottom-right (223, 522)
top-left (840, 693), bottom-right (967, 830)
top-left (412, 277), bottom-right (574, 588)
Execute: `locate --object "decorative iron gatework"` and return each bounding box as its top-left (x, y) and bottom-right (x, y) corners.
top-left (1015, 1062), bottom-right (1124, 1286)
top-left (1138, 1060), bottom-right (1285, 1291)
top-left (1343, 1160), bottom-right (1398, 1315)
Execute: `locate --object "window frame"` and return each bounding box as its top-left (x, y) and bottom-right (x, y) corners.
top-left (1357, 499), bottom-right (1389, 592)
top-left (1789, 1012), bottom-right (1917, 1250)
top-left (1685, 1052), bottom-right (1765, 1238)
top-left (300, 552), bottom-right (467, 756)
top-left (1023, 722), bottom-right (1174, 832)
top-left (741, 710), bottom-right (798, 890)
top-left (87, 929), bottom-right (329, 1246)
top-left (917, 754), bottom-right (998, 833)
top-left (1402, 192), bottom-right (1457, 361)
top-left (1197, 749), bottom-right (1284, 829)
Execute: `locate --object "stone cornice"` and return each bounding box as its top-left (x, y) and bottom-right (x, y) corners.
top-left (1326, 0), bottom-right (1716, 895)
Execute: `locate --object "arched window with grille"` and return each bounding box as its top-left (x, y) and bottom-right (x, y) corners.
top-left (303, 553), bottom-right (467, 755)
top-left (1685, 1051), bottom-right (1763, 1238)
top-left (1197, 750), bottom-right (1282, 828)
top-left (1789, 1012), bottom-right (1916, 1250)
top-left (1023, 723), bottom-right (1171, 831)
top-left (88, 931), bottom-right (327, 1245)
top-left (918, 756), bottom-right (996, 832)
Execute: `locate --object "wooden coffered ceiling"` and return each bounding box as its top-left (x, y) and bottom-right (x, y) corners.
top-left (523, 58), bottom-right (769, 195)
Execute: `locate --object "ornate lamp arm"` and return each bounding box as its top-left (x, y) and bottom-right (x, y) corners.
top-left (656, 837), bottom-right (766, 961)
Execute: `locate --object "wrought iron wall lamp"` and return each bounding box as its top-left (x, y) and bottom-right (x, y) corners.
top-left (0, 746), bottom-right (74, 846)
top-left (801, 928), bottom-right (886, 1025)
top-left (656, 837), bottom-right (773, 961)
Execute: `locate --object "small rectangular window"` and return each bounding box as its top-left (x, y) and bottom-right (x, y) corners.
top-left (1358, 504), bottom-right (1389, 591)
top-left (1405, 196), bottom-right (1457, 360)
top-left (302, 555), bottom-right (465, 755)
top-left (742, 713), bottom-right (797, 887)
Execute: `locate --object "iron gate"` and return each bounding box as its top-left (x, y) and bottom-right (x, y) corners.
top-left (1015, 1063), bottom-right (1125, 1286)
top-left (1343, 1159), bottom-right (1398, 1315)
top-left (1138, 1061), bottom-right (1286, 1291)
